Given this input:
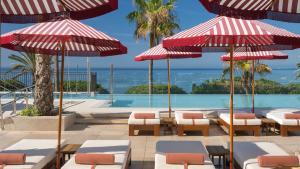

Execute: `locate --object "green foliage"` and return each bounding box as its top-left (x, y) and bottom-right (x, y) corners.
top-left (192, 78), bottom-right (299, 94)
top-left (126, 84), bottom-right (186, 94)
top-left (0, 79), bottom-right (25, 91)
top-left (63, 81), bottom-right (109, 94)
top-left (19, 106), bottom-right (42, 116)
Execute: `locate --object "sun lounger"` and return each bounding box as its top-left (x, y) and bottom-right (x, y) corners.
top-left (233, 141), bottom-right (295, 169)
top-left (262, 109), bottom-right (300, 136)
top-left (175, 111), bottom-right (210, 136)
top-left (155, 141), bottom-right (215, 169)
top-left (219, 113), bottom-right (261, 136)
top-left (62, 140), bottom-right (131, 169)
top-left (128, 111), bottom-right (160, 136)
top-left (0, 139), bottom-right (66, 169)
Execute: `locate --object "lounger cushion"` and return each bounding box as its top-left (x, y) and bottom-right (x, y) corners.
top-left (134, 113), bottom-right (155, 119)
top-left (234, 142), bottom-right (290, 169)
top-left (257, 155), bottom-right (299, 167)
top-left (182, 113), bottom-right (203, 119)
top-left (128, 111), bottom-right (160, 125)
top-left (285, 113), bottom-right (300, 119)
top-left (75, 153), bottom-right (115, 165)
top-left (155, 141), bottom-right (215, 169)
top-left (219, 113), bottom-right (261, 125)
top-left (175, 111), bottom-right (209, 125)
top-left (166, 153), bottom-right (205, 165)
top-left (261, 109), bottom-right (300, 126)
top-left (234, 113), bottom-right (255, 119)
top-left (0, 139), bottom-right (65, 169)
top-left (0, 153), bottom-right (26, 165)
top-left (62, 140), bottom-right (130, 169)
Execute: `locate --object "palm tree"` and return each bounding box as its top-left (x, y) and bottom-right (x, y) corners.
top-left (297, 62), bottom-right (300, 79)
top-left (127, 0), bottom-right (179, 94)
top-left (222, 60), bottom-right (272, 94)
top-left (7, 52), bottom-right (36, 83)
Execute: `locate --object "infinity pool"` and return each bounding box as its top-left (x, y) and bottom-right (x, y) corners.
top-left (62, 94), bottom-right (300, 108)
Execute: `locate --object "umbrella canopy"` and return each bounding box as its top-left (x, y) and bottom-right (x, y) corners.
top-left (135, 44), bottom-right (201, 61)
top-left (135, 44), bottom-right (201, 118)
top-left (1, 0), bottom-right (118, 23)
top-left (0, 18), bottom-right (127, 169)
top-left (163, 16), bottom-right (300, 51)
top-left (162, 16), bottom-right (300, 169)
top-left (220, 47), bottom-right (288, 61)
top-left (199, 0), bottom-right (300, 22)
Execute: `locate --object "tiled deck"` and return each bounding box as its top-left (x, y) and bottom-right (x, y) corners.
top-left (0, 123), bottom-right (300, 169)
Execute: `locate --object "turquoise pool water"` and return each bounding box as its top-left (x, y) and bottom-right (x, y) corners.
top-left (63, 94), bottom-right (300, 108)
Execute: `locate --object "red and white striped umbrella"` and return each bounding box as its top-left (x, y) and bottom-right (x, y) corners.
top-left (0, 18), bottom-right (127, 169)
top-left (135, 44), bottom-right (201, 118)
top-left (220, 47), bottom-right (288, 61)
top-left (199, 0), bottom-right (300, 22)
top-left (163, 16), bottom-right (300, 51)
top-left (1, 18), bottom-right (121, 48)
top-left (1, 0), bottom-right (118, 23)
top-left (135, 44), bottom-right (201, 61)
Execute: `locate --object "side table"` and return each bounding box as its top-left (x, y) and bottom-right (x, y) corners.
top-left (206, 145), bottom-right (228, 169)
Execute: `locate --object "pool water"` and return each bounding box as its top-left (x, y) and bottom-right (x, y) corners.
top-left (63, 94), bottom-right (300, 108)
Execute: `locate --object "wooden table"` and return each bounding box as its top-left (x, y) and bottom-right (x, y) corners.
top-left (261, 118), bottom-right (276, 135)
top-left (206, 145), bottom-right (228, 169)
top-left (61, 144), bottom-right (81, 163)
top-left (161, 117), bottom-right (175, 134)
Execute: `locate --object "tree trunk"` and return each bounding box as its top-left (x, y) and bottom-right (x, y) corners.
top-left (34, 55), bottom-right (54, 116)
top-left (148, 32), bottom-right (156, 95)
top-left (54, 55), bottom-right (59, 92)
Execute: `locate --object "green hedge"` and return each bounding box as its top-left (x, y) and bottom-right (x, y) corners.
top-left (126, 84), bottom-right (187, 94)
top-left (0, 79), bottom-right (25, 91)
top-left (63, 81), bottom-right (109, 94)
top-left (192, 78), bottom-right (300, 94)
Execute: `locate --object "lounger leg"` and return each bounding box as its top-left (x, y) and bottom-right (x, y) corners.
top-left (154, 125), bottom-right (160, 136)
top-left (280, 125), bottom-right (288, 137)
top-left (129, 125), bottom-right (135, 136)
top-left (203, 126), bottom-right (209, 136)
top-left (254, 127), bottom-right (260, 136)
top-left (177, 125), bottom-right (184, 136)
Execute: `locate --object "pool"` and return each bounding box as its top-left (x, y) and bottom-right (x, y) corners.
top-left (62, 94), bottom-right (300, 108)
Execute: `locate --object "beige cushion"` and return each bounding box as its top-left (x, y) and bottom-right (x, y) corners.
top-left (263, 109), bottom-right (300, 126)
top-left (219, 113), bottom-right (261, 125)
top-left (1, 139), bottom-right (66, 169)
top-left (128, 111), bottom-right (160, 125)
top-left (155, 141), bottom-right (215, 169)
top-left (62, 140), bottom-right (130, 169)
top-left (234, 142), bottom-right (290, 169)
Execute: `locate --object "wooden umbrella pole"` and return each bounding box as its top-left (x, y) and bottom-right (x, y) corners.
top-left (167, 58), bottom-right (171, 118)
top-left (56, 41), bottom-right (65, 169)
top-left (252, 60), bottom-right (255, 114)
top-left (229, 44), bottom-right (234, 169)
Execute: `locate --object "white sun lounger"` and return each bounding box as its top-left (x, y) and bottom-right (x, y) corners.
top-left (261, 109), bottom-right (300, 136)
top-left (219, 113), bottom-right (261, 136)
top-left (233, 141), bottom-right (293, 169)
top-left (175, 111), bottom-right (210, 136)
top-left (128, 111), bottom-right (160, 136)
top-left (62, 140), bottom-right (131, 169)
top-left (0, 139), bottom-right (66, 169)
top-left (155, 141), bottom-right (215, 169)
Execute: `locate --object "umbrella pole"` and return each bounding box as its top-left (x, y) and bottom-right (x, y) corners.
top-left (167, 58), bottom-right (171, 118)
top-left (56, 42), bottom-right (65, 169)
top-left (229, 44), bottom-right (235, 169)
top-left (251, 60), bottom-right (255, 114)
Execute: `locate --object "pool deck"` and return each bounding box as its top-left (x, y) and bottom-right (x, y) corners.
top-left (0, 123), bottom-right (300, 169)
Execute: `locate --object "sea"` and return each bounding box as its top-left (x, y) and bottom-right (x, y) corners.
top-left (1, 68), bottom-right (299, 94)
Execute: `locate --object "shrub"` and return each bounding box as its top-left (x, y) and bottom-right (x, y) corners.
top-left (0, 79), bottom-right (25, 91)
top-left (126, 84), bottom-right (187, 94)
top-left (63, 81), bottom-right (109, 94)
top-left (19, 106), bottom-right (42, 116)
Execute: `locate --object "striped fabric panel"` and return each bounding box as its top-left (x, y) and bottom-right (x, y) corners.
top-left (5, 19), bottom-right (119, 47)
top-left (1, 0), bottom-right (112, 15)
top-left (220, 0), bottom-right (273, 11)
top-left (135, 44), bottom-right (201, 61)
top-left (272, 0), bottom-right (300, 13)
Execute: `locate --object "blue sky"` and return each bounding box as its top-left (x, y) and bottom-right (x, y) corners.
top-left (1, 0), bottom-right (300, 69)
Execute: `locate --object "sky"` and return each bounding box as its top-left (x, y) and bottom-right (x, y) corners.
top-left (1, 0), bottom-right (300, 69)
